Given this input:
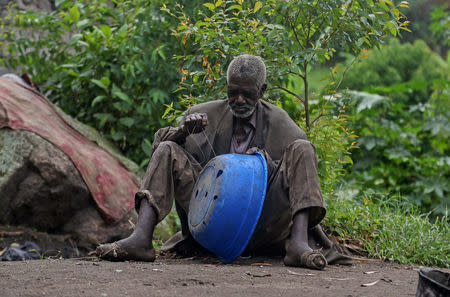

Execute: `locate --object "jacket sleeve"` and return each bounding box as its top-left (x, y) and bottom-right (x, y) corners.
top-left (150, 107), bottom-right (192, 156)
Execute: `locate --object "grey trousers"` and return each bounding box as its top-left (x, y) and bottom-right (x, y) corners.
top-left (135, 139), bottom-right (326, 251)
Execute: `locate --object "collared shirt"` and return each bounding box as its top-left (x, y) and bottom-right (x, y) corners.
top-left (229, 111), bottom-right (256, 154)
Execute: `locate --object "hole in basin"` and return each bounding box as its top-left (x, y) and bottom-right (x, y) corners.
top-left (213, 195), bottom-right (218, 200)
top-left (195, 190), bottom-right (198, 197)
top-left (216, 170), bottom-right (223, 178)
top-left (205, 191), bottom-right (208, 197)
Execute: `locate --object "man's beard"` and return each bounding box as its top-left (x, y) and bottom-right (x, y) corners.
top-left (229, 103), bottom-right (256, 119)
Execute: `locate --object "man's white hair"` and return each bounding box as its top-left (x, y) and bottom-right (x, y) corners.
top-left (226, 54), bottom-right (266, 89)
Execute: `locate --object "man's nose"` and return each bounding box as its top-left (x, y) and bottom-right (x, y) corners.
top-left (236, 94), bottom-right (245, 104)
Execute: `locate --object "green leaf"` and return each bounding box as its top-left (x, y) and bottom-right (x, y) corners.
top-left (119, 117), bottom-right (135, 128)
top-left (76, 19), bottom-right (89, 28)
top-left (254, 1), bottom-right (262, 13)
top-left (69, 5), bottom-right (80, 23)
top-left (386, 21), bottom-right (397, 36)
top-left (91, 79), bottom-right (108, 90)
top-left (111, 131), bottom-right (125, 141)
top-left (141, 138), bottom-right (152, 156)
top-left (69, 33), bottom-right (83, 45)
top-left (93, 113), bottom-right (115, 128)
top-left (114, 91), bottom-right (131, 103)
top-left (203, 3), bottom-right (215, 11)
top-left (112, 85), bottom-right (132, 103)
top-left (100, 76), bottom-right (111, 88)
top-left (61, 69), bottom-right (79, 77)
top-left (100, 25), bottom-right (112, 38)
top-left (228, 4), bottom-right (242, 11)
top-left (91, 95), bottom-right (106, 107)
top-left (118, 24), bottom-right (128, 36)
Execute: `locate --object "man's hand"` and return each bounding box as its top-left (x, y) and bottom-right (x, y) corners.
top-left (181, 113), bottom-right (208, 135)
top-left (246, 147), bottom-right (277, 173)
top-left (246, 147), bottom-right (264, 156)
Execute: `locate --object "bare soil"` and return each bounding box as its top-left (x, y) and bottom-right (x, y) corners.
top-left (1, 254), bottom-right (442, 297)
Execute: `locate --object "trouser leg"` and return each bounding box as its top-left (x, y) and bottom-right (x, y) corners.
top-left (134, 141), bottom-right (202, 224)
top-left (247, 139), bottom-right (326, 251)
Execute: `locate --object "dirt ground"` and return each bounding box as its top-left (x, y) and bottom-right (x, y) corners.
top-left (1, 254), bottom-right (443, 297)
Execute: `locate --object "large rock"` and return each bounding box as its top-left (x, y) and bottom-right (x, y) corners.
top-left (0, 128), bottom-right (136, 253)
top-left (0, 129), bottom-right (90, 230)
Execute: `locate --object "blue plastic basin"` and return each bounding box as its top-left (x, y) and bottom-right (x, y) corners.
top-left (188, 152), bottom-right (268, 263)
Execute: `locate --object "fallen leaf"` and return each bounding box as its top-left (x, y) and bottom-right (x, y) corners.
top-left (251, 262), bottom-right (272, 266)
top-left (246, 271), bottom-right (271, 277)
top-left (287, 270), bottom-right (315, 276)
top-left (364, 271), bottom-right (378, 274)
top-left (362, 280), bottom-right (380, 287)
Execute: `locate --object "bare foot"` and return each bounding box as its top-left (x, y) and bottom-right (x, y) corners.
top-left (96, 195), bottom-right (157, 262)
top-left (96, 234), bottom-right (155, 262)
top-left (284, 243), bottom-right (327, 270)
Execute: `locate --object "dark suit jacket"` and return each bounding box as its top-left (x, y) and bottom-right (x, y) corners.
top-left (152, 99), bottom-right (307, 166)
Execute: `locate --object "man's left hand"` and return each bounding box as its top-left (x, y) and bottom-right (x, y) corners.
top-left (246, 147), bottom-right (277, 174)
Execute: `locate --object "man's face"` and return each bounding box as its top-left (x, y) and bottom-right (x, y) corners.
top-left (227, 77), bottom-right (264, 119)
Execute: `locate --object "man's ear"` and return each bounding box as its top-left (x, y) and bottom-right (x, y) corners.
top-left (259, 83), bottom-right (267, 98)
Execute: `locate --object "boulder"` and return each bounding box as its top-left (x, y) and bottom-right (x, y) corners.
top-left (0, 128), bottom-right (136, 252)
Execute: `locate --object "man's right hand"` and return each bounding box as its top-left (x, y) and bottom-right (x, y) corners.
top-left (181, 112), bottom-right (208, 135)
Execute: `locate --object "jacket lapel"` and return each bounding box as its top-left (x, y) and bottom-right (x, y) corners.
top-left (212, 102), bottom-right (233, 156)
top-left (249, 100), bottom-right (266, 150)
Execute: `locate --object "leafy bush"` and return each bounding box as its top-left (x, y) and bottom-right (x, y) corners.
top-left (340, 39), bottom-right (449, 214)
top-left (0, 0), bottom-right (182, 165)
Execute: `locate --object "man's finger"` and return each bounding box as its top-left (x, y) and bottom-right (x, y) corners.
top-left (201, 114), bottom-right (208, 126)
top-left (246, 147), bottom-right (258, 154)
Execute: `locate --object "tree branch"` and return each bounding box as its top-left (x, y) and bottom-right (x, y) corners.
top-left (285, 69), bottom-right (305, 80)
top-left (270, 85), bottom-right (305, 103)
top-left (310, 110), bottom-right (325, 126)
top-left (335, 54), bottom-right (358, 90)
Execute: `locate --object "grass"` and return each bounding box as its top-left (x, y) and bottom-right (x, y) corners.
top-left (324, 191), bottom-right (449, 268)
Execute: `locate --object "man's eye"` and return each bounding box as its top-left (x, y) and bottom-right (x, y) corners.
top-left (243, 91), bottom-right (255, 98)
top-left (228, 90), bottom-right (238, 96)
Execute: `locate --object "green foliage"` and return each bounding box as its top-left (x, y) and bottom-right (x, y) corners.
top-left (399, 0), bottom-right (448, 54)
top-left (166, 0), bottom-right (406, 193)
top-left (429, 4), bottom-right (450, 47)
top-left (154, 210), bottom-right (181, 242)
top-left (340, 39), bottom-right (449, 214)
top-left (325, 191), bottom-right (449, 268)
top-left (0, 0), bottom-right (182, 165)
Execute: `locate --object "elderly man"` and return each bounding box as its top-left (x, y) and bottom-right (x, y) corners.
top-left (97, 54), bottom-right (351, 269)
